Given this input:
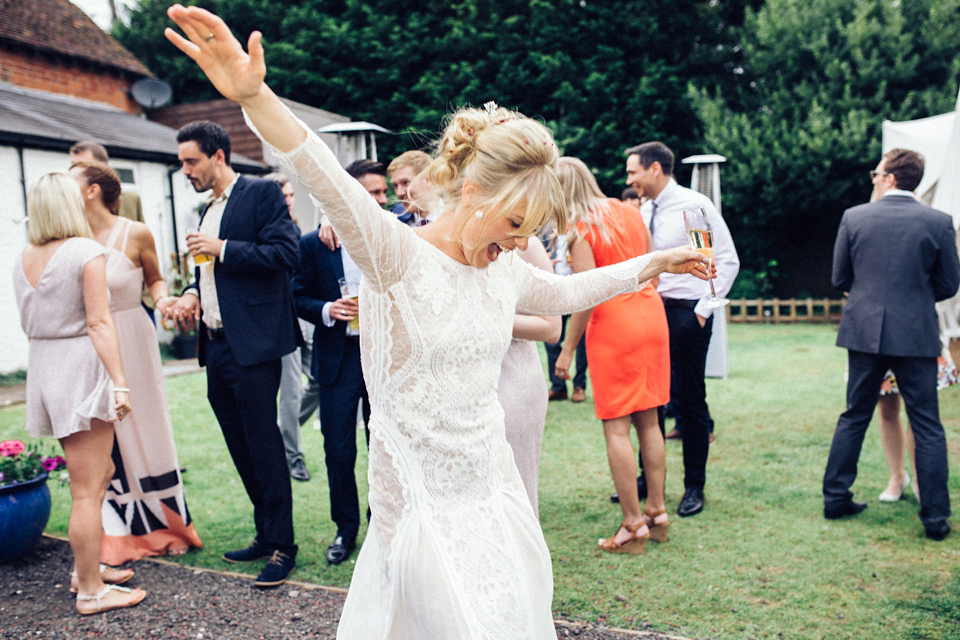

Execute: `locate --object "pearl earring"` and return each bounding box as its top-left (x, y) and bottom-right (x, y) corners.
top-left (475, 210), bottom-right (484, 219)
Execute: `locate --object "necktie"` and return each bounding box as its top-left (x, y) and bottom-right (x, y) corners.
top-left (649, 201), bottom-right (659, 241)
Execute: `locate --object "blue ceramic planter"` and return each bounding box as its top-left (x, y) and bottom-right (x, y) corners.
top-left (0, 473), bottom-right (51, 563)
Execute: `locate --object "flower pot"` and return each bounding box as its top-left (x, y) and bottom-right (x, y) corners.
top-left (0, 473), bottom-right (51, 563)
top-left (172, 334), bottom-right (198, 360)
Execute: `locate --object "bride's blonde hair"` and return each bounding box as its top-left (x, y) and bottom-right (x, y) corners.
top-left (429, 104), bottom-right (566, 239)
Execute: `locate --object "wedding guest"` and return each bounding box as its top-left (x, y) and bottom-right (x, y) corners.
top-left (165, 6), bottom-right (708, 633)
top-left (498, 236), bottom-right (561, 516)
top-left (621, 187), bottom-right (642, 210)
top-left (14, 172), bottom-right (146, 614)
top-left (168, 119), bottom-right (301, 587)
top-left (626, 141), bottom-right (740, 517)
top-left (542, 226), bottom-right (589, 404)
top-left (387, 150), bottom-right (433, 224)
top-left (265, 172), bottom-right (311, 482)
top-left (555, 157), bottom-right (670, 553)
top-left (70, 161), bottom-right (202, 562)
top-left (823, 148), bottom-right (959, 541)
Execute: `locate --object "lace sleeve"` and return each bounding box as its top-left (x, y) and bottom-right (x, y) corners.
top-left (513, 253), bottom-right (653, 315)
top-left (243, 108), bottom-right (412, 293)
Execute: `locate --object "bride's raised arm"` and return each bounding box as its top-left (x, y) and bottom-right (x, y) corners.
top-left (165, 5), bottom-right (304, 153)
top-left (165, 5), bottom-right (409, 290)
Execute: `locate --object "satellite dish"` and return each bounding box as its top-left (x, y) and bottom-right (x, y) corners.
top-left (130, 77), bottom-right (173, 109)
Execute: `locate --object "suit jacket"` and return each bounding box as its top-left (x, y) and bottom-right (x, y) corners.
top-left (833, 194), bottom-right (960, 357)
top-left (292, 229), bottom-right (352, 385)
top-left (191, 175), bottom-right (302, 367)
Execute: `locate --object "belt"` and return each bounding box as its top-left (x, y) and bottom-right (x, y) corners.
top-left (660, 297), bottom-right (698, 310)
top-left (206, 328), bottom-right (226, 340)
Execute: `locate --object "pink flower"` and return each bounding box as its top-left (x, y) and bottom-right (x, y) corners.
top-left (0, 440), bottom-right (26, 457)
top-left (42, 458), bottom-right (58, 471)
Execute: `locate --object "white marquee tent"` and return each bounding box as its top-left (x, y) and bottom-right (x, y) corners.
top-left (882, 90), bottom-right (960, 341)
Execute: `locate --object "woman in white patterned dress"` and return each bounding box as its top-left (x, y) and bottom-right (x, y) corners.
top-left (165, 7), bottom-right (709, 638)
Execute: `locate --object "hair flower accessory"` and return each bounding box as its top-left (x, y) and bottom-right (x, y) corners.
top-left (483, 101), bottom-right (499, 117)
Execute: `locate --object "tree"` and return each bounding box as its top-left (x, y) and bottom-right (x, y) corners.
top-left (694, 0), bottom-right (960, 297)
top-left (115, 0), bottom-right (742, 195)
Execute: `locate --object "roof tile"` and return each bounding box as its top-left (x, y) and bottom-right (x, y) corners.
top-left (0, 0), bottom-right (152, 77)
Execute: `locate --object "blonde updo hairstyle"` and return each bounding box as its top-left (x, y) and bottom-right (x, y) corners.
top-left (556, 156), bottom-right (612, 245)
top-left (429, 104), bottom-right (567, 241)
top-left (27, 172), bottom-right (93, 245)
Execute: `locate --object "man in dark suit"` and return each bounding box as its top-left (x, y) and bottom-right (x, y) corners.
top-left (824, 148), bottom-right (960, 541)
top-left (171, 121), bottom-right (301, 584)
top-left (292, 160), bottom-right (377, 565)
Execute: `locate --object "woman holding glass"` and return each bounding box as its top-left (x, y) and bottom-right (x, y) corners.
top-left (165, 6), bottom-right (708, 636)
top-left (14, 173), bottom-right (146, 614)
top-left (554, 157), bottom-right (671, 553)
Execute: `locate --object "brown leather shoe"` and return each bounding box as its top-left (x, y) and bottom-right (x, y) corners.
top-left (548, 390), bottom-right (568, 401)
top-left (571, 387), bottom-right (586, 403)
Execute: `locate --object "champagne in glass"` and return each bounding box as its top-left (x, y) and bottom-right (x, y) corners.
top-left (682, 207), bottom-right (729, 308)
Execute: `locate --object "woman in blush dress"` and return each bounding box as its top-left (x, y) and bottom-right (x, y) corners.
top-left (165, 6), bottom-right (709, 637)
top-left (554, 157), bottom-right (671, 554)
top-left (498, 236), bottom-right (561, 517)
top-left (70, 161), bottom-right (202, 563)
top-left (14, 173), bottom-right (145, 615)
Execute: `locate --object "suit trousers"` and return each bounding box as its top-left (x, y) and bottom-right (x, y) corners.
top-left (824, 350), bottom-right (950, 527)
top-left (205, 337), bottom-right (297, 553)
top-left (298, 323), bottom-right (321, 426)
top-left (665, 306), bottom-right (714, 490)
top-left (319, 339), bottom-right (370, 541)
top-left (545, 315), bottom-right (588, 392)
top-left (277, 348), bottom-right (305, 467)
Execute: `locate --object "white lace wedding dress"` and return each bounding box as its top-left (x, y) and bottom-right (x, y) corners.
top-left (254, 109), bottom-right (653, 639)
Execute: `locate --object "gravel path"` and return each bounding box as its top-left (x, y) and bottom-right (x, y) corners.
top-left (0, 536), bottom-right (691, 640)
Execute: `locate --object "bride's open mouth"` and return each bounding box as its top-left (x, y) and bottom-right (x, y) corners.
top-left (487, 243), bottom-right (505, 262)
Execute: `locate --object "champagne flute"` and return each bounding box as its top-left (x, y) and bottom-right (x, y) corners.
top-left (682, 207), bottom-right (729, 308)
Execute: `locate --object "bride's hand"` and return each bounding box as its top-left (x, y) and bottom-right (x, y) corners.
top-left (164, 4), bottom-right (265, 105)
top-left (660, 247), bottom-right (712, 279)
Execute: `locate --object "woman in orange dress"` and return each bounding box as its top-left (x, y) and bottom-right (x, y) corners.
top-left (554, 157), bottom-right (670, 553)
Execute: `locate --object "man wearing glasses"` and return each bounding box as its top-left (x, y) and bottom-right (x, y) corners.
top-left (824, 148), bottom-right (959, 541)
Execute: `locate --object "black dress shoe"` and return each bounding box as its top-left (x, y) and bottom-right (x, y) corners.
top-left (326, 535), bottom-right (356, 565)
top-left (289, 458), bottom-right (310, 482)
top-left (823, 500), bottom-right (867, 520)
top-left (636, 474), bottom-right (648, 501)
top-left (610, 475), bottom-right (647, 504)
top-left (222, 540), bottom-right (271, 563)
top-left (255, 550), bottom-right (296, 588)
top-left (677, 487), bottom-right (704, 517)
top-left (925, 521), bottom-right (951, 541)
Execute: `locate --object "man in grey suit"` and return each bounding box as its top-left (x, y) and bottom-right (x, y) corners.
top-left (823, 148), bottom-right (960, 540)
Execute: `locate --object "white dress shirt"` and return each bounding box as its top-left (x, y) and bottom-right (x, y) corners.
top-left (321, 244), bottom-right (361, 336)
top-left (184, 175), bottom-right (238, 329)
top-left (641, 178), bottom-right (740, 318)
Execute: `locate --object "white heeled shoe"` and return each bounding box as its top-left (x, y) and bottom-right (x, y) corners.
top-left (878, 473), bottom-right (910, 502)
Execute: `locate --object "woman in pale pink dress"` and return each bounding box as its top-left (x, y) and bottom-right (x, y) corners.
top-left (14, 172), bottom-right (145, 614)
top-left (70, 161), bottom-right (202, 562)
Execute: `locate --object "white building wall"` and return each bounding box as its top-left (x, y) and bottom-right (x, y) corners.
top-left (0, 145), bottom-right (29, 373)
top-left (0, 147), bottom-right (208, 373)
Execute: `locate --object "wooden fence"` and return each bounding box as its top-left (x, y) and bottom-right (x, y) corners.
top-left (727, 298), bottom-right (846, 324)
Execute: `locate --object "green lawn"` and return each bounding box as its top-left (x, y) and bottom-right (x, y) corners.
top-left (2, 323), bottom-right (959, 639)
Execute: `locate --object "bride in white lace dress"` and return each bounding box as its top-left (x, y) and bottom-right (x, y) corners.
top-left (165, 7), bottom-right (710, 638)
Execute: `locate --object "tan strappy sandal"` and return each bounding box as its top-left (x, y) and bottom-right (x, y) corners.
top-left (76, 584), bottom-right (146, 615)
top-left (642, 508), bottom-right (671, 543)
top-left (69, 564), bottom-right (134, 594)
top-left (598, 520), bottom-right (648, 554)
